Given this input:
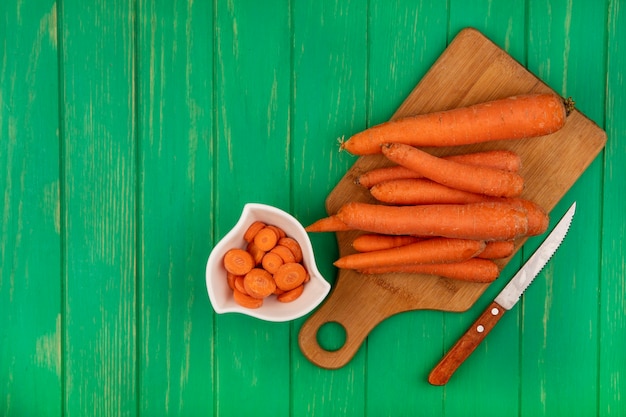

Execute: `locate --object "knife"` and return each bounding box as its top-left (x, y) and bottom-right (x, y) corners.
top-left (428, 201), bottom-right (577, 386)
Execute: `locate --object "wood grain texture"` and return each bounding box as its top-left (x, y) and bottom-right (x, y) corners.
top-left (0, 1), bottom-right (61, 415)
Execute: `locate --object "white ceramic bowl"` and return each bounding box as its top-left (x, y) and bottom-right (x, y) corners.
top-left (206, 203), bottom-right (331, 322)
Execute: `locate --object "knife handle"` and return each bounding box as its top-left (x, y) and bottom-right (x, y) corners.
top-left (428, 301), bottom-right (506, 386)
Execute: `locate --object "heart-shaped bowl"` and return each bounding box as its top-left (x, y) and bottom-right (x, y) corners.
top-left (206, 203), bottom-right (331, 322)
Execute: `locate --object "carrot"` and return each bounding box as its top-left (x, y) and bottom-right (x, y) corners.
top-left (270, 244), bottom-right (297, 264)
top-left (226, 272), bottom-right (239, 291)
top-left (274, 262), bottom-right (308, 291)
top-left (254, 226), bottom-right (279, 251)
top-left (266, 224), bottom-right (286, 239)
top-left (234, 276), bottom-right (247, 295)
top-left (333, 238), bottom-right (485, 270)
top-left (336, 201), bottom-right (529, 241)
top-left (261, 251), bottom-right (284, 274)
top-left (358, 258), bottom-right (500, 283)
top-left (243, 268), bottom-right (276, 299)
top-left (351, 233), bottom-right (422, 252)
top-left (370, 178), bottom-right (489, 205)
top-left (244, 221), bottom-right (266, 243)
top-left (341, 93), bottom-right (567, 155)
top-left (223, 248), bottom-right (255, 276)
top-left (305, 215), bottom-right (352, 233)
top-left (233, 287), bottom-right (264, 309)
top-left (277, 284), bottom-right (304, 303)
top-left (382, 143), bottom-right (524, 198)
top-left (356, 150), bottom-right (521, 188)
top-left (507, 198), bottom-right (549, 236)
top-left (278, 237), bottom-right (303, 263)
top-left (246, 241), bottom-right (265, 265)
top-left (478, 240), bottom-right (515, 259)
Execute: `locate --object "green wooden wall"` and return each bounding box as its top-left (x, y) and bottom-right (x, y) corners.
top-left (1, 0), bottom-right (624, 415)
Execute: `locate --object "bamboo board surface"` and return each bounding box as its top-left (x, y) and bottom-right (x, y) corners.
top-left (298, 28), bottom-right (606, 370)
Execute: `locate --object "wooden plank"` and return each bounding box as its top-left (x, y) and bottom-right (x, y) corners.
top-left (213, 1), bottom-right (291, 416)
top-left (59, 0), bottom-right (137, 415)
top-left (364, 1), bottom-right (448, 415)
top-left (437, 2), bottom-right (528, 414)
top-left (136, 0), bottom-right (214, 414)
top-left (0, 1), bottom-right (62, 416)
top-left (600, 1), bottom-right (626, 414)
top-left (290, 1), bottom-right (368, 415)
top-left (521, 0), bottom-right (607, 415)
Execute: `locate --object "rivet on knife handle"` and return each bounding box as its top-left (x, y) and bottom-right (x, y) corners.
top-left (428, 301), bottom-right (506, 386)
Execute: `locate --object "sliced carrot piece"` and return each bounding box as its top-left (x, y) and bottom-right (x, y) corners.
top-left (277, 284), bottom-right (304, 303)
top-left (243, 268), bottom-right (276, 299)
top-left (244, 221), bottom-right (266, 243)
top-left (233, 287), bottom-right (264, 309)
top-left (274, 262), bottom-right (308, 291)
top-left (226, 272), bottom-right (239, 291)
top-left (271, 244), bottom-right (297, 264)
top-left (278, 237), bottom-right (303, 263)
top-left (254, 227), bottom-right (279, 251)
top-left (261, 251), bottom-right (284, 274)
top-left (223, 248), bottom-right (255, 276)
top-left (234, 276), bottom-right (247, 295)
top-left (266, 224), bottom-right (286, 239)
top-left (246, 241), bottom-right (265, 265)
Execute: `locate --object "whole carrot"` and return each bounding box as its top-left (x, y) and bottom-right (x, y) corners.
top-left (336, 201), bottom-right (529, 241)
top-left (341, 93), bottom-right (567, 155)
top-left (356, 149), bottom-right (522, 188)
top-left (351, 233), bottom-right (422, 252)
top-left (369, 178), bottom-right (489, 205)
top-left (333, 238), bottom-right (485, 270)
top-left (381, 143), bottom-right (524, 198)
top-left (358, 258), bottom-right (500, 283)
top-left (305, 215), bottom-right (352, 233)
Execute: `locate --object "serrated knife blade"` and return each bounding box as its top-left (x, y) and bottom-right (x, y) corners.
top-left (428, 201), bottom-right (577, 386)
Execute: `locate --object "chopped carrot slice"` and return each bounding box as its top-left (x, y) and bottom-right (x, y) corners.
top-left (233, 288), bottom-right (263, 309)
top-left (254, 227), bottom-right (279, 251)
top-left (261, 251), bottom-right (284, 274)
top-left (243, 268), bottom-right (276, 299)
top-left (246, 241), bottom-right (265, 265)
top-left (278, 237), bottom-right (303, 262)
top-left (234, 276), bottom-right (247, 295)
top-left (223, 248), bottom-right (255, 276)
top-left (243, 221), bottom-right (267, 243)
top-left (271, 244), bottom-right (296, 264)
top-left (266, 224), bottom-right (286, 239)
top-left (226, 272), bottom-right (239, 291)
top-left (277, 284), bottom-right (304, 303)
top-left (274, 262), bottom-right (308, 291)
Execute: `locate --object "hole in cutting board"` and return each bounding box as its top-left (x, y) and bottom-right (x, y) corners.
top-left (316, 321), bottom-right (347, 352)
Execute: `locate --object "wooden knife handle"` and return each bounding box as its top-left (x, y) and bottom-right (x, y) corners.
top-left (428, 301), bottom-right (506, 385)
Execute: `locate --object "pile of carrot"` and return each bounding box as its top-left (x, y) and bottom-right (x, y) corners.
top-left (223, 221), bottom-right (309, 309)
top-left (306, 93), bottom-right (568, 283)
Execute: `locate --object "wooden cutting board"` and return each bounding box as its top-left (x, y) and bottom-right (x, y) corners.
top-left (298, 28), bottom-right (606, 369)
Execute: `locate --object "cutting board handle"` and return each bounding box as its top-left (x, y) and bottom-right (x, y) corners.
top-left (298, 273), bottom-right (391, 369)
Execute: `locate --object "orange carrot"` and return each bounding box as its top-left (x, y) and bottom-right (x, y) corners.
top-left (333, 238), bottom-right (485, 270)
top-left (270, 244), bottom-right (297, 264)
top-left (278, 237), bottom-right (303, 263)
top-left (358, 258), bottom-right (500, 283)
top-left (233, 287), bottom-right (264, 309)
top-left (274, 262), bottom-right (308, 291)
top-left (261, 251), bottom-right (284, 274)
top-left (244, 221), bottom-right (266, 243)
top-left (478, 240), bottom-right (515, 259)
top-left (266, 224), bottom-right (286, 239)
top-left (370, 178), bottom-right (489, 205)
top-left (351, 233), bottom-right (422, 252)
top-left (507, 198), bottom-right (549, 236)
top-left (226, 272), bottom-right (239, 291)
top-left (277, 284), bottom-right (305, 303)
top-left (356, 150), bottom-right (521, 188)
top-left (382, 143), bottom-right (524, 198)
top-left (305, 215), bottom-right (352, 233)
top-left (254, 226), bottom-right (279, 251)
top-left (223, 248), bottom-right (255, 276)
top-left (243, 268), bottom-right (276, 299)
top-left (246, 241), bottom-right (265, 265)
top-left (336, 201), bottom-right (529, 241)
top-left (341, 93), bottom-right (567, 155)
